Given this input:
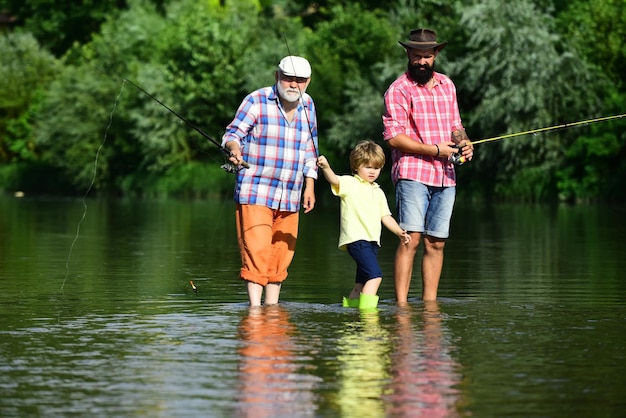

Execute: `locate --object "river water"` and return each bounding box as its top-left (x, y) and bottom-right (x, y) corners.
top-left (1, 195), bottom-right (625, 417)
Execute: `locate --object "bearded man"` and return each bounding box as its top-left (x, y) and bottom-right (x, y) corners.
top-left (382, 29), bottom-right (474, 304)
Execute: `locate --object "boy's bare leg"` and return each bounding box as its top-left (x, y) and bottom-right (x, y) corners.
top-left (348, 283), bottom-right (364, 299)
top-left (361, 278), bottom-right (382, 295)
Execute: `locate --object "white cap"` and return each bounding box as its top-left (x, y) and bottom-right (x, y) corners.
top-left (278, 56), bottom-right (311, 78)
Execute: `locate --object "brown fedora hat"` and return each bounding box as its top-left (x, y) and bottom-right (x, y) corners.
top-left (399, 28), bottom-right (447, 52)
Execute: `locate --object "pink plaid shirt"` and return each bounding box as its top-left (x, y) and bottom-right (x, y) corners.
top-left (383, 71), bottom-right (464, 187)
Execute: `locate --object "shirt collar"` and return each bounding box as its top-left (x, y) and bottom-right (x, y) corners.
top-left (354, 174), bottom-right (380, 188)
top-left (270, 84), bottom-right (280, 102)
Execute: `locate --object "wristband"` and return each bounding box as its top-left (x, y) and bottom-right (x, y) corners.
top-left (435, 144), bottom-right (440, 157)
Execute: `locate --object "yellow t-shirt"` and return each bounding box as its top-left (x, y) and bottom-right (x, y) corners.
top-left (332, 174), bottom-right (392, 250)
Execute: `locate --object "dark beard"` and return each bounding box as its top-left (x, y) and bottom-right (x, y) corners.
top-left (408, 62), bottom-right (435, 85)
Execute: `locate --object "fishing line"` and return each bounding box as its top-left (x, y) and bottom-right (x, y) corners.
top-left (124, 79), bottom-right (243, 295)
top-left (281, 32), bottom-right (319, 158)
top-left (61, 78), bottom-right (241, 292)
top-left (61, 79), bottom-right (127, 290)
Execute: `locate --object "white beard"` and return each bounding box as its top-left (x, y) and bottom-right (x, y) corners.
top-left (277, 83), bottom-right (305, 103)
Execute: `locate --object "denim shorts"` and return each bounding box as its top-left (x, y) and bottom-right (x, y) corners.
top-left (346, 240), bottom-right (382, 284)
top-left (395, 180), bottom-right (456, 239)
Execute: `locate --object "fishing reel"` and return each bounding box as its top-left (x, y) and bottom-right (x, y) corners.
top-left (221, 150), bottom-right (250, 173)
top-left (220, 163), bottom-right (240, 174)
top-left (221, 161), bottom-right (251, 173)
top-left (449, 144), bottom-right (466, 165)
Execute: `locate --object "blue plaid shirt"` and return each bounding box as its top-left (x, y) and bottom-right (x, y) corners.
top-left (221, 85), bottom-right (318, 212)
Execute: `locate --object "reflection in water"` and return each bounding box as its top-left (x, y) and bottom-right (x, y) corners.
top-left (237, 305), bottom-right (316, 417)
top-left (4, 197), bottom-right (626, 417)
top-left (336, 310), bottom-right (390, 416)
top-left (385, 302), bottom-right (464, 417)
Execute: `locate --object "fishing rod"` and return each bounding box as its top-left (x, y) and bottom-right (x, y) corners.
top-left (124, 78), bottom-right (249, 171)
top-left (472, 113), bottom-right (626, 146)
top-left (281, 33), bottom-right (319, 158)
top-left (449, 112), bottom-right (626, 165)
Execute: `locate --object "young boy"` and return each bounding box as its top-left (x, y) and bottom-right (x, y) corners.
top-left (317, 140), bottom-right (411, 309)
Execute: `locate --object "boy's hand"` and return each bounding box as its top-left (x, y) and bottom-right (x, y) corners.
top-left (399, 230), bottom-right (411, 245)
top-left (317, 155), bottom-right (329, 169)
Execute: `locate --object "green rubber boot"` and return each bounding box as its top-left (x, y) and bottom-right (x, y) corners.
top-left (359, 293), bottom-right (379, 310)
top-left (342, 296), bottom-right (360, 308)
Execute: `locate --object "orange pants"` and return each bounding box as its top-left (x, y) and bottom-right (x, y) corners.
top-left (235, 204), bottom-right (299, 286)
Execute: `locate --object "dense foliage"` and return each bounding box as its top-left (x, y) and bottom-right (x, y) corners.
top-left (0, 0), bottom-right (624, 202)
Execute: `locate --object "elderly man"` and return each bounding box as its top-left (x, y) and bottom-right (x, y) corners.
top-left (223, 56), bottom-right (318, 306)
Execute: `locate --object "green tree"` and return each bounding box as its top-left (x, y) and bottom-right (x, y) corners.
top-left (0, 0), bottom-right (172, 57)
top-left (555, 94), bottom-right (626, 202)
top-left (32, 0), bottom-right (280, 196)
top-left (0, 31), bottom-right (60, 162)
top-left (128, 0), bottom-right (266, 173)
top-left (557, 0), bottom-right (626, 88)
top-left (305, 3), bottom-right (396, 146)
top-left (448, 0), bottom-right (605, 201)
top-left (0, 0), bottom-right (128, 56)
top-left (552, 0), bottom-right (626, 202)
top-left (4, 0), bottom-right (624, 201)
top-left (32, 1), bottom-right (165, 193)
